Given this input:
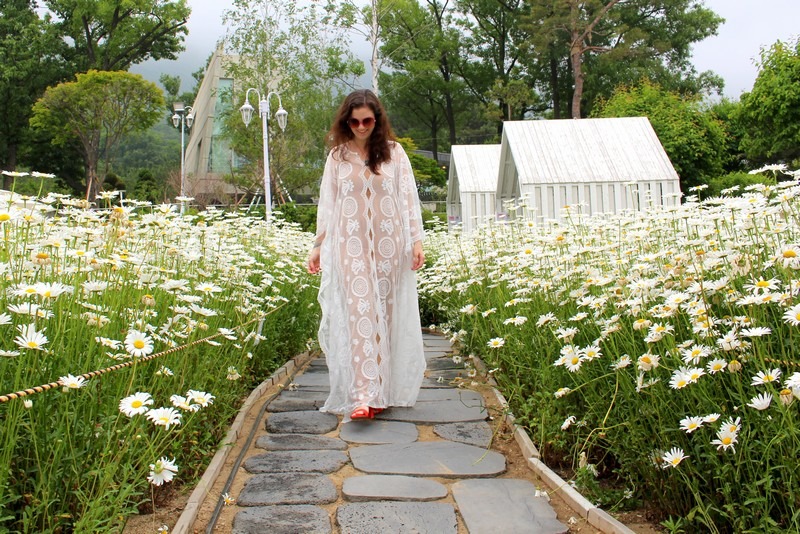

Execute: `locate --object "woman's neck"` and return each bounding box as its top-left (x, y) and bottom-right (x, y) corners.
top-left (351, 138), bottom-right (368, 151)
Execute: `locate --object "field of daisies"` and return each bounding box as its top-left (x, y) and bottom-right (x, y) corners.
top-left (417, 170), bottom-right (800, 532)
top-left (0, 173), bottom-right (320, 532)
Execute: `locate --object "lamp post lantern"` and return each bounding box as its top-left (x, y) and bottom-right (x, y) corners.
top-left (171, 102), bottom-right (194, 214)
top-left (240, 88), bottom-right (287, 218)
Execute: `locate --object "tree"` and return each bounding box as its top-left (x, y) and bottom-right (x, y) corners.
top-left (592, 79), bottom-right (727, 190)
top-left (222, 0), bottom-right (364, 202)
top-left (379, 0), bottom-right (473, 156)
top-left (738, 38), bottom-right (800, 165)
top-left (0, 0), bottom-right (69, 187)
top-left (455, 0), bottom-right (541, 127)
top-left (44, 0), bottom-right (191, 72)
top-left (30, 70), bottom-right (164, 200)
top-left (523, 0), bottom-right (723, 118)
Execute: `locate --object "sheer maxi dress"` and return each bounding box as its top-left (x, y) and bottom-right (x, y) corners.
top-left (315, 141), bottom-right (426, 421)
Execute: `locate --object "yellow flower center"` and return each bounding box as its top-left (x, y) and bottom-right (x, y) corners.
top-left (756, 280), bottom-right (769, 288)
top-left (133, 340), bottom-right (145, 349)
top-left (722, 437), bottom-right (732, 445)
top-left (27, 341), bottom-right (38, 348)
top-left (570, 357), bottom-right (580, 365)
top-left (783, 250), bottom-right (797, 259)
top-left (131, 400), bottom-right (143, 409)
top-left (36, 253), bottom-right (49, 260)
top-left (0, 214), bottom-right (10, 222)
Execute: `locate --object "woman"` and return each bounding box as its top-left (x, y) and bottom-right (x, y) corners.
top-left (307, 89), bottom-right (426, 421)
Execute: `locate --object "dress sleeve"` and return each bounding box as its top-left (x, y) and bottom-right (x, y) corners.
top-left (395, 144), bottom-right (424, 244)
top-left (315, 150), bottom-right (338, 240)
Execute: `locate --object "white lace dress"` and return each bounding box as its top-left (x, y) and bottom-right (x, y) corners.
top-left (315, 141), bottom-right (426, 421)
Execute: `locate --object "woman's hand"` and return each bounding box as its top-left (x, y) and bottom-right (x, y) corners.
top-left (307, 246), bottom-right (321, 274)
top-left (411, 241), bottom-right (425, 271)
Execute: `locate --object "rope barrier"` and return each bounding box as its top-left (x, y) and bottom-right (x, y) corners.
top-left (0, 304), bottom-right (287, 404)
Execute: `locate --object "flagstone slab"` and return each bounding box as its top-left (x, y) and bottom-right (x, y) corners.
top-left (336, 502), bottom-right (457, 533)
top-left (255, 433), bottom-right (347, 451)
top-left (237, 473), bottom-right (337, 505)
top-left (421, 378), bottom-right (453, 388)
top-left (301, 364), bottom-right (329, 373)
top-left (233, 505), bottom-right (331, 534)
top-left (422, 342), bottom-right (453, 349)
top-left (274, 390), bottom-right (329, 402)
top-left (416, 389), bottom-right (483, 402)
top-left (291, 373), bottom-right (331, 387)
top-left (243, 450), bottom-right (348, 474)
top-left (378, 399), bottom-right (486, 423)
top-left (342, 475), bottom-right (447, 502)
top-left (452, 479), bottom-right (568, 534)
top-left (340, 420), bottom-right (418, 444)
top-left (266, 411), bottom-right (338, 434)
top-left (434, 421), bottom-right (493, 448)
top-left (427, 369), bottom-right (468, 381)
top-left (424, 350), bottom-right (452, 359)
top-left (350, 442), bottom-right (505, 477)
top-left (426, 358), bottom-right (463, 371)
top-left (268, 396), bottom-right (324, 412)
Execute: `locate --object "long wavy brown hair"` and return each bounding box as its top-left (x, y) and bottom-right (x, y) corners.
top-left (326, 89), bottom-right (396, 174)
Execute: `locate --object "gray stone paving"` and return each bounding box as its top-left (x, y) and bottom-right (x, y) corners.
top-left (237, 473), bottom-right (337, 505)
top-left (243, 450), bottom-right (348, 474)
top-left (343, 475), bottom-right (448, 502)
top-left (453, 479), bottom-right (569, 533)
top-left (255, 433), bottom-right (347, 450)
top-left (233, 505), bottom-right (331, 534)
top-left (339, 420), bottom-right (418, 444)
top-left (378, 399), bottom-right (487, 423)
top-left (350, 441), bottom-right (506, 477)
top-left (337, 502), bottom-right (458, 533)
top-left (265, 411), bottom-right (338, 434)
top-left (231, 334), bottom-right (574, 534)
top-left (434, 421), bottom-right (494, 448)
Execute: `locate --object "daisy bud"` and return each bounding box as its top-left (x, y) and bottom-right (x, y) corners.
top-left (779, 389), bottom-right (794, 406)
top-left (728, 359), bottom-right (742, 373)
top-left (141, 294), bottom-right (156, 307)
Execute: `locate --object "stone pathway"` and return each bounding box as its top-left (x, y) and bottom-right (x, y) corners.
top-left (229, 333), bottom-right (569, 534)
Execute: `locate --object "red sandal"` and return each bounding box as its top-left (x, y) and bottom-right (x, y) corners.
top-left (350, 406), bottom-right (373, 420)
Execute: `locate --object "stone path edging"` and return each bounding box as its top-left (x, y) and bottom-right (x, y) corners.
top-left (474, 357), bottom-right (634, 534)
top-left (172, 351), bottom-right (315, 534)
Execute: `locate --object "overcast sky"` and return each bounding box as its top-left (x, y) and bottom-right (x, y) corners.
top-left (131, 0), bottom-right (800, 100)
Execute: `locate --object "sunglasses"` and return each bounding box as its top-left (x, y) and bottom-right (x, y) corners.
top-left (348, 117), bottom-right (375, 128)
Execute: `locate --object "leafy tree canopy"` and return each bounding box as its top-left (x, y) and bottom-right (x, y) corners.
top-left (739, 38), bottom-right (800, 165)
top-left (44, 0), bottom-right (191, 72)
top-left (0, 0), bottom-right (69, 184)
top-left (591, 79), bottom-right (727, 190)
top-left (222, 0), bottom-right (364, 202)
top-left (30, 70), bottom-right (165, 200)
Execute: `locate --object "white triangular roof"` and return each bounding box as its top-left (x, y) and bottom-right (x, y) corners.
top-left (450, 144), bottom-right (501, 192)
top-left (501, 117), bottom-right (679, 186)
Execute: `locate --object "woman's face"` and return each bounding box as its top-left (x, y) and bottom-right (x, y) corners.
top-left (348, 106), bottom-right (376, 142)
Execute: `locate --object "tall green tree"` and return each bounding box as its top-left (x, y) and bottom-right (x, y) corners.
top-left (592, 79), bottom-right (727, 190)
top-left (379, 0), bottom-right (472, 156)
top-left (455, 0), bottom-right (540, 127)
top-left (523, 0), bottom-right (723, 118)
top-left (738, 38), bottom-right (800, 165)
top-left (223, 0), bottom-right (364, 202)
top-left (44, 0), bottom-right (191, 72)
top-left (0, 0), bottom-right (68, 187)
top-left (30, 70), bottom-right (165, 200)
